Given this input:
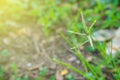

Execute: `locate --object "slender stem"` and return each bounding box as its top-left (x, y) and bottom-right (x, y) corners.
top-left (68, 31), bottom-right (86, 36)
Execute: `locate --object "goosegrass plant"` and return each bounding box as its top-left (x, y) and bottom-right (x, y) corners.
top-left (68, 11), bottom-right (96, 49)
top-left (53, 12), bottom-right (120, 80)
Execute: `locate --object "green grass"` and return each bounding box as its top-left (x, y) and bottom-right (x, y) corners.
top-left (53, 12), bottom-right (120, 80)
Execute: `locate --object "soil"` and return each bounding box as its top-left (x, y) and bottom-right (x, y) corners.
top-left (0, 20), bottom-right (84, 79)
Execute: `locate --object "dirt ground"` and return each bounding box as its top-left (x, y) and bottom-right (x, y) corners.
top-left (0, 20), bottom-right (84, 79)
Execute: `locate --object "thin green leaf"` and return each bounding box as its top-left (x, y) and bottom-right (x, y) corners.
top-left (68, 31), bottom-right (86, 36)
top-left (87, 35), bottom-right (94, 49)
top-left (88, 20), bottom-right (96, 33)
top-left (81, 12), bottom-right (88, 33)
top-left (52, 58), bottom-right (85, 76)
top-left (71, 40), bottom-right (88, 49)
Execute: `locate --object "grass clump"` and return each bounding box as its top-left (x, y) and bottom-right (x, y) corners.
top-left (53, 12), bottom-right (120, 80)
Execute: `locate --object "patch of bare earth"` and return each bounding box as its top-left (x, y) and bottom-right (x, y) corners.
top-left (0, 22), bottom-right (84, 79)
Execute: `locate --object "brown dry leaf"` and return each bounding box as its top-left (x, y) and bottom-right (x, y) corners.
top-left (60, 69), bottom-right (68, 76)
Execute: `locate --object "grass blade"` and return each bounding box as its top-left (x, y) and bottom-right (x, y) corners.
top-left (88, 20), bottom-right (96, 33)
top-left (81, 12), bottom-right (88, 33)
top-left (52, 58), bottom-right (85, 76)
top-left (68, 31), bottom-right (86, 36)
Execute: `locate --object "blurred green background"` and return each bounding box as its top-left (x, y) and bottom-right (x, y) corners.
top-left (0, 0), bottom-right (120, 36)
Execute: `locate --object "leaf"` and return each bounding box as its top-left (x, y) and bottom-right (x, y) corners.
top-left (1, 49), bottom-right (10, 57)
top-left (23, 76), bottom-right (29, 80)
top-left (0, 66), bottom-right (5, 78)
top-left (88, 20), bottom-right (96, 33)
top-left (88, 35), bottom-right (94, 49)
top-left (85, 72), bottom-right (95, 79)
top-left (67, 31), bottom-right (86, 36)
top-left (35, 77), bottom-right (45, 80)
top-left (66, 74), bottom-right (75, 80)
top-left (11, 63), bottom-right (18, 72)
top-left (52, 58), bottom-right (84, 76)
top-left (60, 69), bottom-right (68, 76)
top-left (81, 11), bottom-right (88, 33)
top-left (50, 75), bottom-right (56, 80)
top-left (39, 67), bottom-right (47, 77)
